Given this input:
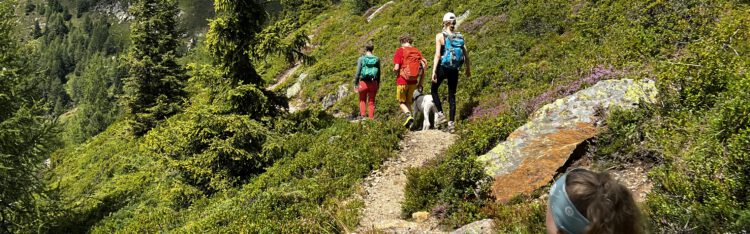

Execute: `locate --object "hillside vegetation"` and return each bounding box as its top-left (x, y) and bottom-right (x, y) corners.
top-left (1, 0), bottom-right (748, 233)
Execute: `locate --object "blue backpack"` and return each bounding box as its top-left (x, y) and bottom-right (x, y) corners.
top-left (440, 32), bottom-right (465, 70)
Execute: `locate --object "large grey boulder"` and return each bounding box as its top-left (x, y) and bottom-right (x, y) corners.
top-left (476, 79), bottom-right (657, 202)
top-left (286, 73), bottom-right (308, 98)
top-left (321, 84), bottom-right (350, 110)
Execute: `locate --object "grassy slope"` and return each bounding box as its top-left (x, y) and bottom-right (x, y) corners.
top-left (47, 0), bottom-right (750, 232)
top-left (265, 0), bottom-right (652, 119)
top-left (48, 92), bottom-right (405, 232)
top-left (280, 0), bottom-right (750, 232)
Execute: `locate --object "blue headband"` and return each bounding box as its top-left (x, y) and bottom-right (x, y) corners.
top-left (549, 169), bottom-right (591, 234)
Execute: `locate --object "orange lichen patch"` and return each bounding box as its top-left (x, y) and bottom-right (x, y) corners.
top-left (491, 123), bottom-right (598, 203)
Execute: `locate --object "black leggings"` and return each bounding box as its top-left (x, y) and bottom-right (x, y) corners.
top-left (431, 66), bottom-right (458, 121)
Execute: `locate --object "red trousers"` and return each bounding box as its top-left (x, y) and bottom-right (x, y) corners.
top-left (358, 81), bottom-right (378, 119)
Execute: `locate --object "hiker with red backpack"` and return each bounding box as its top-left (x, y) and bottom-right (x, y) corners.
top-left (431, 12), bottom-right (471, 133)
top-left (354, 42), bottom-right (381, 120)
top-left (393, 34), bottom-right (427, 128)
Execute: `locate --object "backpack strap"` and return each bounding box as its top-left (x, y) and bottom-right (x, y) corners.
top-left (442, 32), bottom-right (454, 50)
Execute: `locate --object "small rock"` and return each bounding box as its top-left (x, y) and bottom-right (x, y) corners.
top-left (412, 211), bottom-right (430, 223)
top-left (327, 135), bottom-right (341, 143)
top-left (297, 73), bottom-right (308, 82)
top-left (286, 83), bottom-right (302, 98)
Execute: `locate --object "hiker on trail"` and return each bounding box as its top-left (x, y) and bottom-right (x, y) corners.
top-left (431, 12), bottom-right (471, 133)
top-left (354, 42), bottom-right (381, 120)
top-left (393, 34), bottom-right (427, 128)
top-left (546, 168), bottom-right (643, 234)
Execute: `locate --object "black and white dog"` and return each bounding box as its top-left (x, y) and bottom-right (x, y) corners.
top-left (412, 90), bottom-right (438, 130)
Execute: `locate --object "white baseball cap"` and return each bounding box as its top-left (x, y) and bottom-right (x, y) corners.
top-left (443, 12), bottom-right (456, 22)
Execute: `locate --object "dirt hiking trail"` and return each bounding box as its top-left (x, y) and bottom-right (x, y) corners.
top-left (356, 130), bottom-right (456, 233)
top-left (266, 63), bottom-right (301, 91)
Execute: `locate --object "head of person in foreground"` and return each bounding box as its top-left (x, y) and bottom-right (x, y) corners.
top-left (546, 168), bottom-right (644, 234)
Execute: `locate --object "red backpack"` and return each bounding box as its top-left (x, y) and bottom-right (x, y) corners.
top-left (399, 47), bottom-right (422, 81)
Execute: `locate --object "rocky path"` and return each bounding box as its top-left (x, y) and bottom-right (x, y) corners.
top-left (266, 63), bottom-right (301, 91)
top-left (366, 1), bottom-right (395, 23)
top-left (357, 130), bottom-right (456, 233)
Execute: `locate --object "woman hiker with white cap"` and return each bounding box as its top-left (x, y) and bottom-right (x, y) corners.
top-left (430, 12), bottom-right (471, 133)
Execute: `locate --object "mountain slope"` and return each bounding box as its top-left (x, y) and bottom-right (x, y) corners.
top-left (39, 0), bottom-right (750, 233)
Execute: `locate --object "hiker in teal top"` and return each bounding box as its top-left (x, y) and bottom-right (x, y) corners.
top-left (354, 42), bottom-right (381, 120)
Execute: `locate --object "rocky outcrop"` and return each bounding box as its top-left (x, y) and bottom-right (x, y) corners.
top-left (476, 79), bottom-right (657, 202)
top-left (285, 73), bottom-right (308, 98)
top-left (450, 219), bottom-right (494, 234)
top-left (321, 84), bottom-right (350, 110)
top-left (94, 1), bottom-right (133, 23)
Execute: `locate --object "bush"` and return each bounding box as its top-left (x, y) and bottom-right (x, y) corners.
top-left (345, 0), bottom-right (372, 15)
top-left (592, 106), bottom-right (662, 166)
top-left (143, 109), bottom-right (279, 193)
top-left (642, 6), bottom-right (750, 232)
top-left (488, 201), bottom-right (546, 233)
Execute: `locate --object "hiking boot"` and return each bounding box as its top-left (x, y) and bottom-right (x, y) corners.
top-left (435, 112), bottom-right (447, 125)
top-left (444, 121), bottom-right (455, 133)
top-left (403, 113), bottom-right (414, 128)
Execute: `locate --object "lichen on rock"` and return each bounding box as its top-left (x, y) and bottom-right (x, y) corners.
top-left (476, 79), bottom-right (657, 202)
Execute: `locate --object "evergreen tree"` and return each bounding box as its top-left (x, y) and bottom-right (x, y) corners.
top-left (82, 14), bottom-right (92, 33)
top-left (122, 0), bottom-right (186, 136)
top-left (0, 1), bottom-right (58, 231)
top-left (38, 3), bottom-right (45, 15)
top-left (24, 0), bottom-right (36, 15)
top-left (62, 6), bottom-right (72, 21)
top-left (75, 0), bottom-right (91, 18)
top-left (206, 0), bottom-right (266, 86)
top-left (64, 55), bottom-right (122, 143)
top-left (47, 0), bottom-right (63, 13)
top-left (204, 1), bottom-right (303, 116)
top-left (87, 17), bottom-right (110, 53)
top-left (47, 13), bottom-right (68, 38)
top-left (32, 19), bottom-right (42, 38)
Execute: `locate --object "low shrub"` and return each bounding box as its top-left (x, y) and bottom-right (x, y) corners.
top-left (592, 106), bottom-right (662, 166)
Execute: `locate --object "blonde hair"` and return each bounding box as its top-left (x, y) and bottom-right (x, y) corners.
top-left (565, 170), bottom-right (643, 234)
